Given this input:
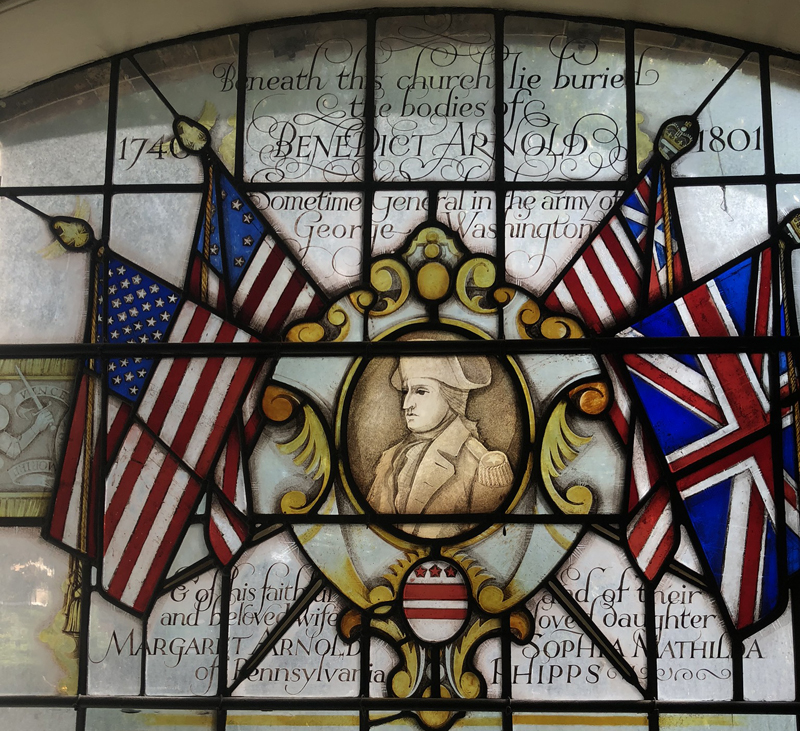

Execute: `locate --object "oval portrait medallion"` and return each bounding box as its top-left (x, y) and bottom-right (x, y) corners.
top-left (343, 329), bottom-right (528, 539)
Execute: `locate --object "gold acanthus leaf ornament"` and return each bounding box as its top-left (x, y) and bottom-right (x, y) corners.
top-left (540, 400), bottom-right (594, 514)
top-left (277, 404), bottom-right (332, 514)
top-left (449, 617), bottom-right (501, 699)
top-left (368, 549), bottom-right (429, 611)
top-left (261, 383), bottom-right (332, 515)
top-left (455, 257), bottom-right (497, 314)
top-left (370, 616), bottom-right (422, 698)
top-left (356, 257), bottom-right (411, 316)
top-left (508, 296), bottom-right (585, 340)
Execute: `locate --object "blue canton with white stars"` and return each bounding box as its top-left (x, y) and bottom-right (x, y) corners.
top-left (105, 257), bottom-right (182, 402)
top-left (218, 174), bottom-right (264, 288)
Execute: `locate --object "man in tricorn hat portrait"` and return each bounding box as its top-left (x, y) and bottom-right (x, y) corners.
top-left (365, 351), bottom-right (513, 538)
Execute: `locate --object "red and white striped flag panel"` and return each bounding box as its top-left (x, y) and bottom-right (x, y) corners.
top-left (546, 216), bottom-right (644, 333)
top-left (106, 393), bottom-right (133, 462)
top-left (103, 422), bottom-right (203, 613)
top-left (208, 492), bottom-right (248, 566)
top-left (136, 302), bottom-right (258, 478)
top-left (626, 484), bottom-right (676, 581)
top-left (213, 425), bottom-right (248, 514)
top-left (231, 233), bottom-right (325, 338)
top-left (49, 374), bottom-right (136, 557)
top-left (242, 361), bottom-right (272, 447)
top-left (208, 422), bottom-right (250, 563)
top-left (629, 420), bottom-right (661, 510)
top-left (48, 372), bottom-right (103, 557)
top-left (602, 355), bottom-right (632, 445)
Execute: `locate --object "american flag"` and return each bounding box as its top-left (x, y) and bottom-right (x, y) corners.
top-left (47, 148), bottom-right (328, 614)
top-left (208, 419), bottom-right (250, 565)
top-left (50, 253), bottom-right (260, 612)
top-left (105, 259), bottom-right (181, 399)
top-left (187, 161), bottom-right (326, 338)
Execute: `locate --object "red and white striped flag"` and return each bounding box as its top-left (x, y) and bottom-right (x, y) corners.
top-left (208, 422), bottom-right (249, 564)
top-left (545, 213), bottom-right (645, 334)
top-left (133, 303), bottom-right (255, 473)
top-left (48, 372), bottom-right (103, 558)
top-left (626, 483), bottom-right (676, 581)
top-left (186, 159), bottom-right (326, 339)
top-left (231, 232), bottom-right (325, 338)
top-left (48, 374), bottom-right (133, 558)
top-left (603, 356), bottom-right (677, 580)
top-left (101, 301), bottom-right (258, 612)
top-left (104, 425), bottom-right (202, 612)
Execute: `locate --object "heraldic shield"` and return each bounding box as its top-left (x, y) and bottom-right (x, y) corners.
top-left (245, 220), bottom-right (628, 722)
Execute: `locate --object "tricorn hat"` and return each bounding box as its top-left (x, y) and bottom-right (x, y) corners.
top-left (390, 354), bottom-right (491, 392)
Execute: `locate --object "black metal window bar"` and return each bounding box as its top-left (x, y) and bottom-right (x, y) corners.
top-left (1, 8), bottom-right (800, 731)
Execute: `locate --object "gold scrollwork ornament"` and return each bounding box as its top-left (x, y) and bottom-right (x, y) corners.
top-left (285, 302), bottom-right (357, 342)
top-left (509, 295), bottom-right (584, 340)
top-left (455, 257), bottom-right (497, 314)
top-left (360, 258), bottom-right (411, 316)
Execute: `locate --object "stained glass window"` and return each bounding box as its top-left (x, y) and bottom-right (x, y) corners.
top-left (2, 9), bottom-right (800, 731)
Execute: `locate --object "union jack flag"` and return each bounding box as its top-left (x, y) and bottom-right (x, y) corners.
top-left (617, 245), bottom-right (783, 627)
top-left (676, 437), bottom-right (779, 628)
top-left (621, 257), bottom-right (770, 472)
top-left (782, 407), bottom-right (800, 576)
top-left (544, 158), bottom-right (689, 334)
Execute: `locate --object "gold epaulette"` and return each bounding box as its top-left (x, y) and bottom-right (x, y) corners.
top-left (477, 451), bottom-right (513, 487)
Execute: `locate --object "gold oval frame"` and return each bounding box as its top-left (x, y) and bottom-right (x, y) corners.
top-left (332, 317), bottom-right (536, 552)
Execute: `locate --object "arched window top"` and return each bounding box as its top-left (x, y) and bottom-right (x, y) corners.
top-left (2, 11), bottom-right (800, 731)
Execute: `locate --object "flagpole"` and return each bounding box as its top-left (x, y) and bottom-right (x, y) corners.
top-left (779, 237), bottom-right (800, 476)
top-left (660, 166), bottom-right (675, 298)
top-left (200, 164), bottom-right (214, 303)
